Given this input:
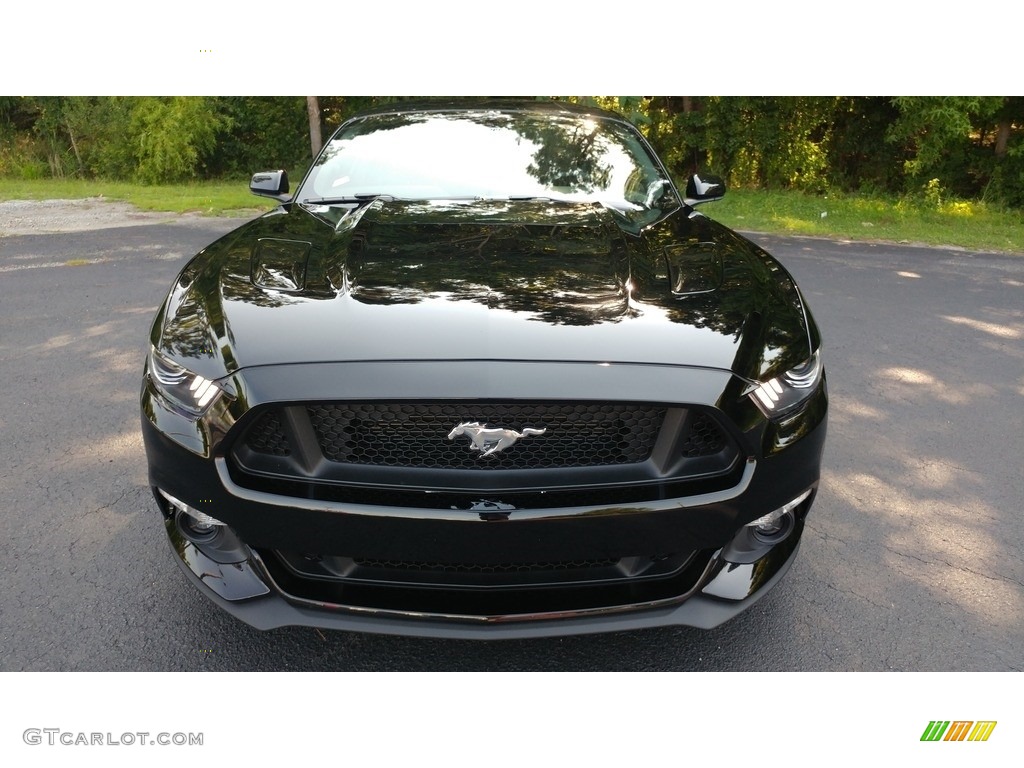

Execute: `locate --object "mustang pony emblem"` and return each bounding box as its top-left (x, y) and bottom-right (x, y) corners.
top-left (447, 422), bottom-right (547, 457)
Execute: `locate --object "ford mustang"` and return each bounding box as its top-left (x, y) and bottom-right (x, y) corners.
top-left (141, 100), bottom-right (827, 638)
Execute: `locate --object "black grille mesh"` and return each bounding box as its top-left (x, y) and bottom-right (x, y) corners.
top-left (245, 411), bottom-right (291, 456)
top-left (306, 402), bottom-right (665, 469)
top-left (679, 413), bottom-right (726, 457)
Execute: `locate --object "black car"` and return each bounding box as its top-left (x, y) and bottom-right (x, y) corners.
top-left (141, 101), bottom-right (827, 638)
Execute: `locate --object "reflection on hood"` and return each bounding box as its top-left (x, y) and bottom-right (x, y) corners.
top-left (156, 198), bottom-right (811, 384)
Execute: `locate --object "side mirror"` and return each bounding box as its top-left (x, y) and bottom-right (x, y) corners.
top-left (684, 173), bottom-right (726, 206)
top-left (250, 170), bottom-right (291, 202)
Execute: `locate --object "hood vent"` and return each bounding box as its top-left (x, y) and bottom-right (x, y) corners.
top-left (251, 238), bottom-right (311, 291)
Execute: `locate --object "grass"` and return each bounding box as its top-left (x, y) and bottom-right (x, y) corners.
top-left (0, 178), bottom-right (276, 216)
top-left (706, 188), bottom-right (1024, 254)
top-left (2, 178), bottom-right (1022, 254)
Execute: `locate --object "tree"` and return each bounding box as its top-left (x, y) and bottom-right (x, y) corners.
top-left (307, 96), bottom-right (322, 157)
top-left (130, 97), bottom-right (229, 183)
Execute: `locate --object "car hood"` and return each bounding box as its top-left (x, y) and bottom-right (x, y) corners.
top-left (153, 199), bottom-right (812, 384)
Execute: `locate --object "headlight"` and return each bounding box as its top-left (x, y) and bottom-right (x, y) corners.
top-left (749, 349), bottom-right (823, 416)
top-left (148, 347), bottom-right (224, 417)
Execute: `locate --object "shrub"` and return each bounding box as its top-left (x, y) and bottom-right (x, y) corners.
top-left (130, 97), bottom-right (229, 184)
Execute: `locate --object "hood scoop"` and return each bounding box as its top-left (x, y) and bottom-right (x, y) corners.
top-left (251, 238), bottom-right (312, 291)
top-left (664, 242), bottom-right (723, 295)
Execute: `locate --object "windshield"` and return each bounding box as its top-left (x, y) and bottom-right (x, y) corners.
top-left (298, 110), bottom-right (676, 217)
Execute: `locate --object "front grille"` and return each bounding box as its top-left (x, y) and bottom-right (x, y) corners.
top-left (273, 548), bottom-right (696, 590)
top-left (262, 547), bottom-right (715, 616)
top-left (232, 400), bottom-right (740, 509)
top-left (304, 402), bottom-right (664, 469)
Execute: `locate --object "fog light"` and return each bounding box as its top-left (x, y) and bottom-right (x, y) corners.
top-left (159, 489), bottom-right (225, 542)
top-left (747, 489), bottom-right (812, 542)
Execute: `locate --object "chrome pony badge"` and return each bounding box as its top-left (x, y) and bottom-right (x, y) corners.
top-left (447, 422), bottom-right (546, 458)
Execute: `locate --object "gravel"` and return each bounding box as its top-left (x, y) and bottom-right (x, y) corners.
top-left (0, 197), bottom-right (213, 235)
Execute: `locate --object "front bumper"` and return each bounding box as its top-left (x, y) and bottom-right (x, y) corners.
top-left (143, 359), bottom-right (826, 638)
top-left (163, 512), bottom-right (806, 639)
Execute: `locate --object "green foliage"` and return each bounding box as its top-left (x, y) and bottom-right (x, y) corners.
top-left (922, 178), bottom-right (945, 209)
top-left (610, 97), bottom-right (838, 193)
top-left (63, 96), bottom-right (135, 177)
top-left (710, 97), bottom-right (835, 191)
top-left (0, 96), bottom-right (229, 183)
top-left (207, 97), bottom-right (308, 177)
top-left (1, 96), bottom-right (1022, 208)
top-left (987, 153), bottom-right (1024, 208)
top-left (823, 97), bottom-right (906, 193)
top-left (885, 96), bottom-right (1024, 205)
top-left (130, 97), bottom-right (228, 183)
top-left (0, 133), bottom-right (48, 179)
top-left (888, 97), bottom-right (1000, 177)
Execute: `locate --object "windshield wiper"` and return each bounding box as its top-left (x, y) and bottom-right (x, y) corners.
top-left (300, 194), bottom-right (394, 206)
top-left (507, 194), bottom-right (588, 204)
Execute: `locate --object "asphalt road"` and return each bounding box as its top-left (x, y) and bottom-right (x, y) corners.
top-left (1, 213), bottom-right (1021, 671)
